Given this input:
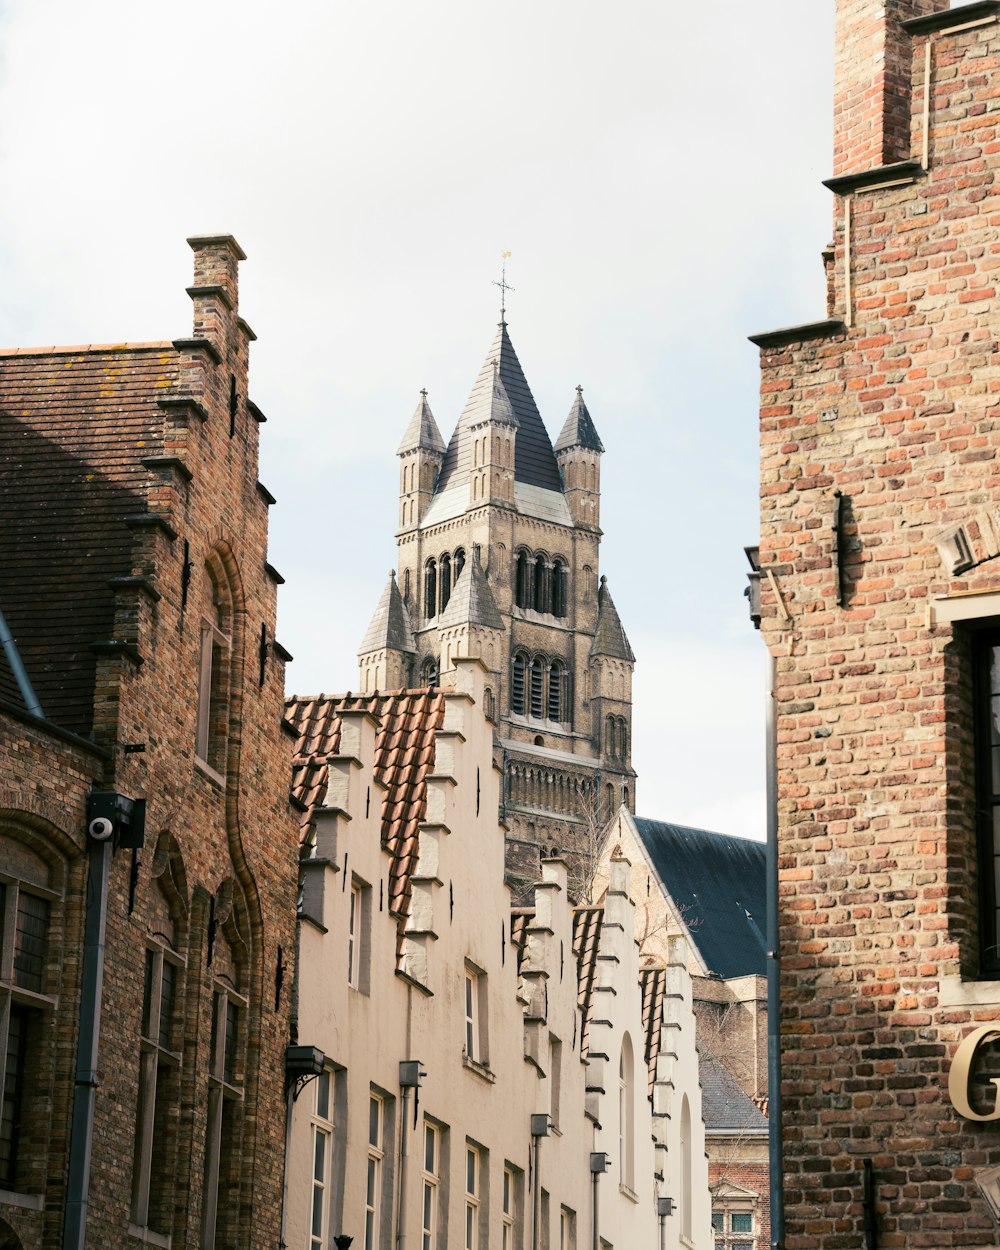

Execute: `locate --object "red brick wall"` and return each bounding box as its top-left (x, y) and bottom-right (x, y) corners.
top-left (709, 1158), bottom-right (771, 1250)
top-left (758, 9), bottom-right (1000, 1249)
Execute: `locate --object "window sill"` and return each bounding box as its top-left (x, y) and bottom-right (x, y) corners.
top-left (193, 756), bottom-right (226, 788)
top-left (128, 1223), bottom-right (172, 1247)
top-left (462, 1054), bottom-right (496, 1084)
top-left (0, 1188), bottom-right (44, 1211)
top-left (619, 1182), bottom-right (639, 1204)
top-left (939, 975), bottom-right (1000, 1009)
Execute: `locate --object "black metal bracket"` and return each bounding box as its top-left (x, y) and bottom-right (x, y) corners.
top-left (833, 489), bottom-right (847, 607)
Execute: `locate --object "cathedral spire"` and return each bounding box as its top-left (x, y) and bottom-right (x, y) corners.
top-left (397, 389), bottom-right (446, 456)
top-left (555, 385), bottom-right (605, 454)
top-left (591, 576), bottom-right (635, 662)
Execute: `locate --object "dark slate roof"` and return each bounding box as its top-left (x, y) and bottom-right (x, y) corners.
top-left (435, 322), bottom-right (563, 495)
top-left (700, 1056), bottom-right (769, 1132)
top-left (0, 344), bottom-right (176, 734)
top-left (437, 549), bottom-right (503, 629)
top-left (397, 390), bottom-right (446, 456)
top-left (633, 818), bottom-right (767, 979)
top-left (554, 386), bottom-right (604, 454)
top-left (358, 571), bottom-right (416, 656)
top-left (590, 577), bottom-right (635, 662)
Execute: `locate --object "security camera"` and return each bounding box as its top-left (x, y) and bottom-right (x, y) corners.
top-left (88, 817), bottom-right (114, 842)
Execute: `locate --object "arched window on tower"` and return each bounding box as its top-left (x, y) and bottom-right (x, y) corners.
top-left (454, 547), bottom-right (466, 584)
top-left (439, 553), bottom-right (452, 613)
top-left (512, 653), bottom-right (527, 716)
top-left (530, 657), bottom-right (544, 719)
top-left (515, 550), bottom-right (531, 610)
top-left (421, 656), bottom-right (439, 689)
top-left (424, 560), bottom-right (437, 621)
top-left (551, 559), bottom-right (567, 618)
top-left (547, 661), bottom-right (564, 722)
top-left (533, 556), bottom-right (549, 614)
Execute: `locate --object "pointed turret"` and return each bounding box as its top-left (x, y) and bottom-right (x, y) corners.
top-left (398, 390), bottom-right (446, 533)
top-left (591, 576), bottom-right (635, 662)
top-left (555, 386), bottom-right (603, 530)
top-left (438, 547), bottom-right (503, 629)
top-left (357, 571), bottom-right (416, 693)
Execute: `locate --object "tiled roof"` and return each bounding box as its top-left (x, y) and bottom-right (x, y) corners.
top-left (572, 905), bottom-right (604, 1056)
top-left (590, 577), bottom-right (635, 662)
top-left (286, 689), bottom-right (446, 948)
top-left (633, 818), bottom-right (767, 979)
top-left (639, 964), bottom-right (666, 1098)
top-left (554, 386), bottom-right (604, 454)
top-left (358, 571), bottom-right (416, 656)
top-left (436, 322), bottom-right (564, 497)
top-left (509, 908), bottom-right (533, 971)
top-left (699, 1055), bottom-right (769, 1132)
top-left (0, 344), bottom-right (179, 733)
top-left (0, 619), bottom-right (28, 711)
top-left (397, 390), bottom-right (446, 456)
top-left (436, 549), bottom-right (503, 630)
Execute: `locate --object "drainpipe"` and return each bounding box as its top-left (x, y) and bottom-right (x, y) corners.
top-left (766, 651), bottom-right (785, 1249)
top-left (0, 603), bottom-right (43, 717)
top-left (62, 837), bottom-right (112, 1250)
top-left (398, 1061), bottom-right (425, 1250)
top-left (590, 1152), bottom-right (610, 1250)
top-left (530, 1114), bottom-right (550, 1250)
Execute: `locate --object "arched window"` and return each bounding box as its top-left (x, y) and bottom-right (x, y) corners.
top-left (403, 569), bottom-right (411, 602)
top-left (681, 1094), bottom-right (692, 1240)
top-left (515, 550), bottom-right (531, 609)
top-left (454, 548), bottom-right (466, 584)
top-left (424, 560), bottom-right (437, 621)
top-left (533, 556), bottom-right (549, 614)
top-left (511, 654), bottom-right (527, 716)
top-left (547, 661), bottom-right (563, 722)
top-left (551, 559), bottom-right (567, 617)
top-left (484, 688), bottom-right (495, 721)
top-left (530, 657), bottom-right (544, 719)
top-left (439, 553), bottom-right (452, 613)
top-left (196, 563), bottom-right (233, 778)
top-left (421, 657), bottom-right (439, 689)
top-left (619, 1034), bottom-right (635, 1192)
top-left (618, 718), bottom-right (627, 761)
top-left (605, 782), bottom-right (615, 819)
top-left (606, 715), bottom-right (616, 757)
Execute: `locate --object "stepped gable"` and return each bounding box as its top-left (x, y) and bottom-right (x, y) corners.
top-left (0, 342), bottom-right (178, 732)
top-left (590, 577), bottom-right (635, 662)
top-left (436, 549), bottom-right (503, 629)
top-left (639, 965), bottom-right (666, 1097)
top-left (397, 389), bottom-right (446, 455)
top-left (572, 905), bottom-right (604, 1056)
top-left (358, 571), bottom-right (416, 655)
top-left (435, 321), bottom-right (563, 495)
top-left (287, 688), bottom-right (446, 929)
top-left (554, 385), bottom-right (604, 454)
top-left (700, 1056), bottom-right (769, 1133)
top-left (633, 819), bottom-right (766, 979)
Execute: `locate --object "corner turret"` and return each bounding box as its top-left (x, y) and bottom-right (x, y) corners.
top-left (358, 570), bottom-right (416, 692)
top-left (398, 390), bottom-right (446, 532)
top-left (555, 386), bottom-right (603, 530)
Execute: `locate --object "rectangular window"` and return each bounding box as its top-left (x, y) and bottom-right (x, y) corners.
top-left (464, 965), bottom-right (487, 1066)
top-left (975, 633), bottom-right (1000, 976)
top-left (559, 1207), bottom-right (576, 1250)
top-left (465, 1146), bottom-right (479, 1250)
top-left (201, 984), bottom-right (246, 1250)
top-left (421, 1122), bottom-right (439, 1250)
top-left (310, 1070), bottom-right (333, 1250)
top-left (731, 1213), bottom-right (752, 1233)
top-left (196, 618), bottom-right (230, 776)
top-left (502, 1166), bottom-right (514, 1250)
top-left (366, 1094), bottom-right (384, 1250)
top-left (548, 1036), bottom-right (562, 1131)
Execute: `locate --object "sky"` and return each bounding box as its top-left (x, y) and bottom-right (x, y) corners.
top-left (0, 0), bottom-right (841, 840)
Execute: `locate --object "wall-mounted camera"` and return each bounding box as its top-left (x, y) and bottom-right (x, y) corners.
top-left (86, 791), bottom-right (146, 850)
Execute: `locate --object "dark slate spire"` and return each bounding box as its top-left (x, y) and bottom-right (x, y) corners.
top-left (435, 322), bottom-right (563, 494)
top-left (358, 571), bottom-right (416, 656)
top-left (397, 389), bottom-right (446, 456)
top-left (554, 385), bottom-right (604, 454)
top-left (437, 548), bottom-right (503, 629)
top-left (590, 576), bottom-right (635, 661)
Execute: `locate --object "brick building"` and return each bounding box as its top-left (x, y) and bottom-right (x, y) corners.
top-left (754, 2), bottom-right (1000, 1246)
top-left (357, 320), bottom-right (636, 890)
top-left (0, 236), bottom-right (299, 1249)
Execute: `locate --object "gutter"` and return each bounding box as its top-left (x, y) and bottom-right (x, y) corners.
top-left (765, 651), bottom-right (784, 1249)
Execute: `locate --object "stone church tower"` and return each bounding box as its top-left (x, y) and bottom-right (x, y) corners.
top-left (359, 318), bottom-right (636, 888)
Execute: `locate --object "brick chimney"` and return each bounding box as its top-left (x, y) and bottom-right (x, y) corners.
top-left (186, 234), bottom-right (245, 358)
top-left (833, 0), bottom-right (948, 176)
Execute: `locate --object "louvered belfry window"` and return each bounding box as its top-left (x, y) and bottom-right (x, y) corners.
top-left (512, 654), bottom-right (526, 716)
top-left (530, 659), bottom-right (544, 719)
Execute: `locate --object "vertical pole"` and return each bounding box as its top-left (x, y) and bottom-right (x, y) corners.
top-left (63, 839), bottom-right (112, 1250)
top-left (592, 1170), bottom-right (599, 1250)
top-left (532, 1136), bottom-right (541, 1250)
top-left (766, 652), bottom-right (785, 1249)
top-left (397, 1086), bottom-right (410, 1250)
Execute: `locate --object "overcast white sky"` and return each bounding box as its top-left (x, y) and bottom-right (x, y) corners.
top-left (0, 1), bottom-right (841, 839)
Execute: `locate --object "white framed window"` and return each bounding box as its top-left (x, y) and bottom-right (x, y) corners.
top-left (559, 1206), bottom-right (576, 1250)
top-left (366, 1093), bottom-right (384, 1250)
top-left (712, 1206), bottom-right (756, 1250)
top-left (310, 1070), bottom-right (334, 1250)
top-left (348, 880), bottom-right (371, 992)
top-left (464, 965), bottom-right (487, 1066)
top-left (0, 856), bottom-right (57, 1191)
top-left (421, 1121), bottom-right (440, 1250)
top-left (618, 1035), bottom-right (635, 1193)
top-left (502, 1166), bottom-right (515, 1250)
top-left (131, 938), bottom-right (184, 1233)
top-left (465, 1145), bottom-right (480, 1250)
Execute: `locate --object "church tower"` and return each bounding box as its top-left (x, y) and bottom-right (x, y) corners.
top-left (359, 317), bottom-right (636, 890)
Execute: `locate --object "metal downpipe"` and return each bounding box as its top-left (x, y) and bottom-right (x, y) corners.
top-left (766, 650), bottom-right (785, 1249)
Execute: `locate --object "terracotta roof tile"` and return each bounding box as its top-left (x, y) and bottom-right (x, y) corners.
top-left (639, 964), bottom-right (667, 1098)
top-left (509, 908), bottom-right (533, 972)
top-left (572, 906), bottom-right (603, 1057)
top-left (286, 688), bottom-right (446, 962)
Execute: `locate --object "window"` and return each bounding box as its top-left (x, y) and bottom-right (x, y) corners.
top-left (515, 550), bottom-right (532, 609)
top-left (440, 553), bottom-right (452, 613)
top-left (132, 927), bottom-right (184, 1234)
top-left (974, 633), bottom-right (1000, 976)
top-left (421, 656), bottom-right (439, 689)
top-left (464, 967), bottom-right (487, 1065)
top-left (559, 1207), bottom-right (576, 1250)
top-left (366, 1094), bottom-right (385, 1250)
top-left (512, 653), bottom-right (569, 725)
top-left (195, 569), bottom-right (232, 777)
top-left (421, 1122), bottom-right (440, 1250)
top-left (465, 1145), bottom-right (480, 1250)
top-left (424, 560), bottom-right (437, 620)
top-left (502, 1166), bottom-right (518, 1250)
top-left (680, 1095), bottom-right (692, 1241)
top-left (618, 1035), bottom-right (635, 1193)
top-left (512, 653), bottom-right (527, 716)
top-left (530, 658), bottom-right (544, 719)
top-left (547, 662), bottom-right (563, 722)
top-left (551, 560), bottom-right (567, 618)
top-left (548, 1036), bottom-right (562, 1131)
top-left (348, 880), bottom-right (370, 992)
top-left (454, 547), bottom-right (466, 584)
top-left (712, 1205), bottom-right (756, 1250)
top-left (310, 1071), bottom-right (334, 1250)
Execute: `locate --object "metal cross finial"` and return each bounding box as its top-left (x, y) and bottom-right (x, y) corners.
top-left (493, 250), bottom-right (514, 322)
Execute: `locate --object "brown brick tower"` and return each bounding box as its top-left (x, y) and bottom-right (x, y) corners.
top-left (753, 3), bottom-right (1000, 1246)
top-left (0, 237), bottom-right (298, 1250)
top-left (358, 320), bottom-right (636, 891)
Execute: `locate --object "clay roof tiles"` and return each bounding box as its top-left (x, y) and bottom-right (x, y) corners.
top-left (639, 964), bottom-right (667, 1097)
top-left (572, 905), bottom-right (604, 1057)
top-left (286, 688), bottom-right (446, 953)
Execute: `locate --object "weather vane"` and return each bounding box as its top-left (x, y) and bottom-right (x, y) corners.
top-left (493, 250), bottom-right (514, 321)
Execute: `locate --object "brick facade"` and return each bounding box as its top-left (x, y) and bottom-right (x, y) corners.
top-left (0, 237), bottom-right (298, 1249)
top-left (756, 3), bottom-right (1000, 1246)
